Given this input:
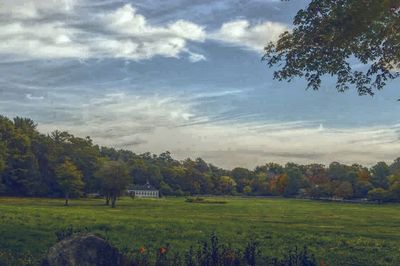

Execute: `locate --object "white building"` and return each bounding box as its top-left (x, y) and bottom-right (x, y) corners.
top-left (127, 182), bottom-right (159, 198)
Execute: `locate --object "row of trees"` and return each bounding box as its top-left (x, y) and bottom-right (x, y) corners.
top-left (0, 116), bottom-right (130, 207)
top-left (1, 115), bottom-right (400, 205)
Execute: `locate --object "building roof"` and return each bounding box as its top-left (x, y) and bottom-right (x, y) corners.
top-left (129, 181), bottom-right (158, 191)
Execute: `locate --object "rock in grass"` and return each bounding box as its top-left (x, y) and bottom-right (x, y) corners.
top-left (44, 234), bottom-right (123, 266)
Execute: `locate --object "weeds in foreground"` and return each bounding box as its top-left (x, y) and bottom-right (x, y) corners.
top-left (126, 232), bottom-right (316, 266)
top-left (0, 227), bottom-right (318, 266)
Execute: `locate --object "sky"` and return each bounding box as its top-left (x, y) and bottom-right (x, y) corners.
top-left (1, 0), bottom-right (400, 169)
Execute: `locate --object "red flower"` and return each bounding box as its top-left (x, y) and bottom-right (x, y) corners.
top-left (159, 247), bottom-right (167, 254)
top-left (139, 246), bottom-right (146, 254)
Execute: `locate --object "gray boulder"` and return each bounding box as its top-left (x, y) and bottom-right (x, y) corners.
top-left (44, 234), bottom-right (123, 266)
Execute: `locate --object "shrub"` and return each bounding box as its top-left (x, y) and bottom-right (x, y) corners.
top-left (185, 197), bottom-right (227, 204)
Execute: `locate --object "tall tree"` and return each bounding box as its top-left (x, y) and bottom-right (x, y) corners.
top-left (352, 164), bottom-right (373, 198)
top-left (328, 162), bottom-right (349, 182)
top-left (263, 0), bottom-right (400, 95)
top-left (13, 117), bottom-right (37, 137)
top-left (97, 161), bottom-right (130, 208)
top-left (55, 159), bottom-right (84, 206)
top-left (67, 136), bottom-right (101, 193)
top-left (371, 162), bottom-right (390, 189)
top-left (250, 173), bottom-right (269, 195)
top-left (231, 167), bottom-right (252, 193)
top-left (389, 157), bottom-right (400, 176)
top-left (305, 164), bottom-right (328, 185)
top-left (218, 176), bottom-right (237, 195)
top-left (0, 141), bottom-right (6, 194)
top-left (283, 163), bottom-right (303, 197)
top-left (0, 141), bottom-right (6, 174)
top-left (334, 181), bottom-right (354, 199)
top-left (3, 130), bottom-right (41, 195)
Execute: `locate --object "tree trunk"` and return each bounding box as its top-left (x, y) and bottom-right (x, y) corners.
top-left (105, 194), bottom-right (110, 205)
top-left (65, 193), bottom-right (69, 206)
top-left (111, 195), bottom-right (117, 208)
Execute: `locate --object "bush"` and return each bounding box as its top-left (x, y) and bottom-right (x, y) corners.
top-left (243, 186), bottom-right (252, 195)
top-left (174, 189), bottom-right (185, 197)
top-left (159, 182), bottom-right (174, 196)
top-left (185, 197), bottom-right (227, 204)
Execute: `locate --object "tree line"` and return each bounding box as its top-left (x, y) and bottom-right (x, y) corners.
top-left (1, 115), bottom-right (399, 205)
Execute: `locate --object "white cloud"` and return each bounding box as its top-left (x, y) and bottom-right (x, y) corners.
top-left (0, 1), bottom-right (292, 61)
top-left (102, 6), bottom-right (206, 41)
top-left (96, 4), bottom-right (206, 60)
top-left (187, 52), bottom-right (206, 62)
top-left (36, 91), bottom-right (400, 169)
top-left (211, 19), bottom-right (289, 52)
top-left (0, 22), bottom-right (89, 59)
top-left (0, 1), bottom-right (291, 61)
top-left (169, 20), bottom-right (206, 42)
top-left (26, 94), bottom-right (45, 100)
top-left (0, 3), bottom-right (206, 62)
top-left (1, 0), bottom-right (76, 19)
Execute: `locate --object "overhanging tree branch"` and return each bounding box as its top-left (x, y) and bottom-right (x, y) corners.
top-left (263, 0), bottom-right (400, 95)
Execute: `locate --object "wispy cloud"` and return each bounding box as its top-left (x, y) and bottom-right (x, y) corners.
top-left (26, 94), bottom-right (45, 100)
top-left (187, 52), bottom-right (207, 62)
top-left (37, 92), bottom-right (197, 147)
top-left (168, 122), bottom-right (400, 169)
top-left (34, 90), bottom-right (400, 169)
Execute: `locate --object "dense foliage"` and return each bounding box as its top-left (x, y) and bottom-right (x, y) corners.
top-left (1, 115), bottom-right (400, 202)
top-left (263, 0), bottom-right (400, 95)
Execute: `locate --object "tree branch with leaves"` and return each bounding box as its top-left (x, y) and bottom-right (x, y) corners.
top-left (263, 0), bottom-right (400, 95)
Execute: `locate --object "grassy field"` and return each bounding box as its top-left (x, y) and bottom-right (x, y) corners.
top-left (0, 197), bottom-right (400, 265)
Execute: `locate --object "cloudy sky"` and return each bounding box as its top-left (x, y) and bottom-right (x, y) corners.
top-left (1, 0), bottom-right (400, 169)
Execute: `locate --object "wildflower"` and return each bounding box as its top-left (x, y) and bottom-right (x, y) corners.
top-left (139, 246), bottom-right (146, 254)
top-left (159, 247), bottom-right (167, 254)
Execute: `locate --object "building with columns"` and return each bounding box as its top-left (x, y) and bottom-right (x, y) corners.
top-left (127, 181), bottom-right (159, 198)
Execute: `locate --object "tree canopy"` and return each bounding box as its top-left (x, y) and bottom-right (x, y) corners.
top-left (96, 160), bottom-right (130, 208)
top-left (55, 159), bottom-right (84, 206)
top-left (263, 0), bottom-right (400, 95)
top-left (1, 115), bottom-right (400, 203)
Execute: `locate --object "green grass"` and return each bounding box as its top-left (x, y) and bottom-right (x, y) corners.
top-left (0, 197), bottom-right (400, 265)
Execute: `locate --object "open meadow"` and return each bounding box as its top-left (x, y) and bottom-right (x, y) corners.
top-left (0, 197), bottom-right (400, 265)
